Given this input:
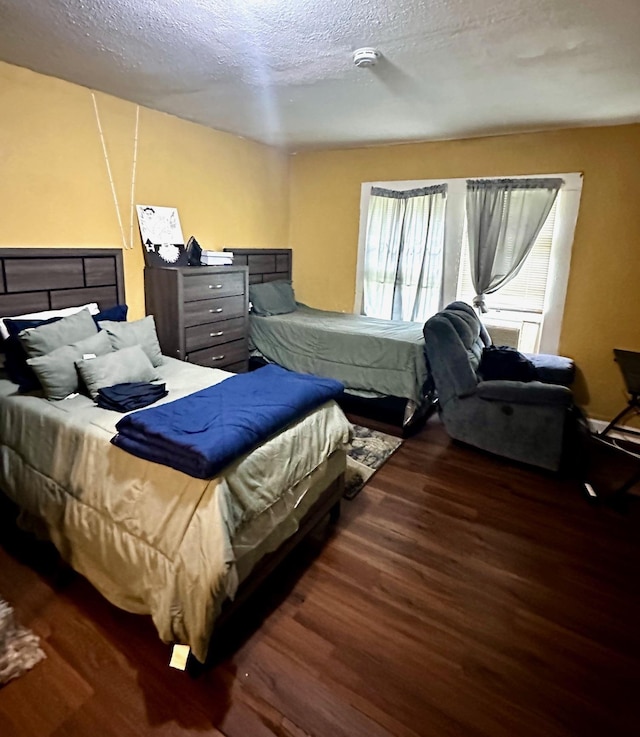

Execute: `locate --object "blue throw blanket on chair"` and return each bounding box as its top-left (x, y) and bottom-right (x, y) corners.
top-left (111, 364), bottom-right (344, 478)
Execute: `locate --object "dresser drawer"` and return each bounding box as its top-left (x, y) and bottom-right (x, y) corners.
top-left (183, 295), bottom-right (246, 327)
top-left (185, 316), bottom-right (246, 353)
top-left (187, 339), bottom-right (247, 370)
top-left (183, 271), bottom-right (245, 302)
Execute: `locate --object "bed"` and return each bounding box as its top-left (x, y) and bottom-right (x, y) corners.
top-left (230, 248), bottom-right (431, 427)
top-left (0, 248), bottom-right (350, 663)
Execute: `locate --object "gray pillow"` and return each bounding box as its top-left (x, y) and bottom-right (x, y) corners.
top-left (27, 331), bottom-right (112, 401)
top-left (249, 280), bottom-right (296, 316)
top-left (18, 308), bottom-right (98, 358)
top-left (98, 315), bottom-right (164, 367)
top-left (75, 345), bottom-right (160, 399)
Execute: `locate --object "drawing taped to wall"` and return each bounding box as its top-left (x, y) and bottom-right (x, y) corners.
top-left (136, 205), bottom-right (189, 267)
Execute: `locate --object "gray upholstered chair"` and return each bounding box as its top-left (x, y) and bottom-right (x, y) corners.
top-left (423, 301), bottom-right (575, 471)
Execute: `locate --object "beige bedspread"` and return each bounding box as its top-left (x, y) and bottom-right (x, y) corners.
top-left (0, 358), bottom-right (350, 661)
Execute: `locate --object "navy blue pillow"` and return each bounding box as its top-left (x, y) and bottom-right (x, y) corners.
top-left (93, 304), bottom-right (128, 327)
top-left (3, 316), bottom-right (63, 390)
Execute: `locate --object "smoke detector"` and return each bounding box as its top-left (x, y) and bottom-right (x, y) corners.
top-left (353, 47), bottom-right (380, 68)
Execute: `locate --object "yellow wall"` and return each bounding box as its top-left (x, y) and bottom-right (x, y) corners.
top-left (2, 59), bottom-right (639, 421)
top-left (0, 61), bottom-right (289, 320)
top-left (288, 126), bottom-right (640, 420)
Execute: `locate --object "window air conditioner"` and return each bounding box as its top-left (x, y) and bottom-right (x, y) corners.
top-left (487, 324), bottom-right (522, 349)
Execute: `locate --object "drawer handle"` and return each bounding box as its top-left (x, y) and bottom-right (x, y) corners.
top-left (210, 330), bottom-right (224, 337)
top-left (209, 308), bottom-right (223, 313)
top-left (208, 284), bottom-right (223, 289)
top-left (211, 354), bottom-right (225, 362)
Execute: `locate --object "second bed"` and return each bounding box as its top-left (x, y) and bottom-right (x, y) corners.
top-left (231, 248), bottom-right (431, 426)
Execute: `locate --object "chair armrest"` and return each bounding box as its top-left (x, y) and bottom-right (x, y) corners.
top-left (476, 380), bottom-right (573, 406)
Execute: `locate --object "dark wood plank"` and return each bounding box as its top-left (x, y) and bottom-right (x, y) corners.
top-left (275, 254), bottom-right (290, 274)
top-left (84, 257), bottom-right (117, 287)
top-left (50, 286), bottom-right (118, 310)
top-left (4, 259), bottom-right (84, 293)
top-left (261, 272), bottom-right (286, 283)
top-left (248, 254), bottom-right (276, 274)
top-left (0, 292), bottom-right (50, 316)
top-left (1, 418), bottom-right (639, 736)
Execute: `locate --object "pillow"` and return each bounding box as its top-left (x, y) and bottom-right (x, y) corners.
top-left (75, 345), bottom-right (160, 399)
top-left (18, 309), bottom-right (98, 359)
top-left (26, 331), bottom-right (112, 401)
top-left (0, 302), bottom-right (99, 341)
top-left (478, 345), bottom-right (537, 382)
top-left (92, 304), bottom-right (128, 327)
top-left (3, 315), bottom-right (65, 390)
top-left (249, 280), bottom-right (297, 316)
top-left (98, 315), bottom-right (163, 367)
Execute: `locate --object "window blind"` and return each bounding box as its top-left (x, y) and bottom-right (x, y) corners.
top-left (457, 195), bottom-right (559, 313)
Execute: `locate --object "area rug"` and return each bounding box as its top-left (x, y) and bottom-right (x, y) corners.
top-left (0, 598), bottom-right (45, 686)
top-left (344, 424), bottom-right (403, 500)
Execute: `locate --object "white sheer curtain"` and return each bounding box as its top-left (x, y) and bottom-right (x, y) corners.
top-left (363, 185), bottom-right (447, 321)
top-left (466, 178), bottom-right (563, 312)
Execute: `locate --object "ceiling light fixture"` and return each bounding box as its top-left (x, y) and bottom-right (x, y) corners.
top-left (353, 48), bottom-right (380, 68)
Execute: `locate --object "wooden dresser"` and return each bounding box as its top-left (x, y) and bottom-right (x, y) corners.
top-left (144, 265), bottom-right (249, 373)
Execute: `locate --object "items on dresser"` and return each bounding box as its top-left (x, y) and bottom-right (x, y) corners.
top-left (201, 250), bottom-right (233, 266)
top-left (185, 236), bottom-right (203, 267)
top-left (144, 265), bottom-right (249, 373)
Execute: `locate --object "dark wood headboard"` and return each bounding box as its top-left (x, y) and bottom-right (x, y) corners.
top-left (0, 248), bottom-right (125, 318)
top-left (226, 248), bottom-right (291, 284)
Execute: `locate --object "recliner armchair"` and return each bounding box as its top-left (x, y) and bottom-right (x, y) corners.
top-left (423, 301), bottom-right (575, 471)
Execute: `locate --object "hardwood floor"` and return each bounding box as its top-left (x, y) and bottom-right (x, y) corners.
top-left (1, 417), bottom-right (639, 737)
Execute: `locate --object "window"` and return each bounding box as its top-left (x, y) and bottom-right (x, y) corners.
top-left (362, 186), bottom-right (447, 322)
top-left (456, 195), bottom-right (559, 352)
top-left (457, 195), bottom-right (557, 314)
top-left (356, 174), bottom-right (582, 354)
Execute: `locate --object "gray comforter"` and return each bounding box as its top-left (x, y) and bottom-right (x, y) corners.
top-left (250, 305), bottom-right (428, 404)
top-left (0, 358), bottom-right (350, 661)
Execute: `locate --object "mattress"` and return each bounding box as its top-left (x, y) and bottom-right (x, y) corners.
top-left (249, 304), bottom-right (428, 404)
top-left (0, 357), bottom-right (350, 661)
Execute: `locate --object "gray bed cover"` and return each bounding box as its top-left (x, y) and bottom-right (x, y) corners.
top-left (250, 304), bottom-right (428, 404)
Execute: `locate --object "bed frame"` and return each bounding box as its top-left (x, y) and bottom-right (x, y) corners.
top-left (0, 246), bottom-right (342, 661)
top-left (0, 248), bottom-right (125, 317)
top-left (228, 247), bottom-right (292, 284)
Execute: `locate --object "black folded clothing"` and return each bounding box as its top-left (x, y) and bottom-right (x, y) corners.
top-left (96, 381), bottom-right (168, 412)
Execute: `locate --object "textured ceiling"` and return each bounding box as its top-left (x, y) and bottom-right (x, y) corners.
top-left (1, 0), bottom-right (639, 149)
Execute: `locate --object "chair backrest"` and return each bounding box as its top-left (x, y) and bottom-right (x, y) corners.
top-left (614, 349), bottom-right (640, 397)
top-left (423, 302), bottom-right (488, 405)
top-left (444, 301), bottom-right (493, 348)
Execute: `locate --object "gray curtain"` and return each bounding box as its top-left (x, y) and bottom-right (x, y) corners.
top-left (466, 178), bottom-right (563, 312)
top-left (363, 184), bottom-right (447, 321)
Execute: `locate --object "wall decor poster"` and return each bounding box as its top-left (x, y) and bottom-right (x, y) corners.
top-left (136, 205), bottom-right (189, 267)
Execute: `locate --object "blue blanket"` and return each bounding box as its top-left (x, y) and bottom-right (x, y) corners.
top-left (111, 364), bottom-right (344, 478)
